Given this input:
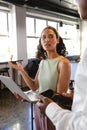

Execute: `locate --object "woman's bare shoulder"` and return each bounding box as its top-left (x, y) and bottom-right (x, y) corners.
top-left (58, 56), bottom-right (71, 69)
top-left (60, 56), bottom-right (70, 64)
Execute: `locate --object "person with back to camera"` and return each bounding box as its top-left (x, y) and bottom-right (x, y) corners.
top-left (36, 0), bottom-right (87, 130)
top-left (8, 26), bottom-right (71, 130)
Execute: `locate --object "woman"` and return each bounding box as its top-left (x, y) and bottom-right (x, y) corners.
top-left (8, 26), bottom-right (71, 130)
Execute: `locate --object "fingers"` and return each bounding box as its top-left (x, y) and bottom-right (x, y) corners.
top-left (21, 99), bottom-right (24, 102)
top-left (16, 62), bottom-right (21, 66)
top-left (62, 92), bottom-right (67, 96)
top-left (8, 61), bottom-right (17, 69)
top-left (36, 95), bottom-right (53, 114)
top-left (14, 92), bottom-right (25, 102)
top-left (14, 92), bottom-right (19, 99)
top-left (37, 95), bottom-right (52, 107)
top-left (38, 95), bottom-right (46, 102)
top-left (36, 95), bottom-right (46, 107)
top-left (8, 61), bottom-right (22, 71)
top-left (62, 92), bottom-right (73, 99)
top-left (14, 92), bottom-right (20, 99)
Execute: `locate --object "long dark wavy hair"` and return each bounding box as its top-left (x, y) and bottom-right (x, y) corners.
top-left (36, 26), bottom-right (67, 59)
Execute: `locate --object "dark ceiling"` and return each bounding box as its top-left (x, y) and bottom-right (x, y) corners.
top-left (2, 0), bottom-right (79, 18)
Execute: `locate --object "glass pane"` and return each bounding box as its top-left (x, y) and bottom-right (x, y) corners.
top-left (36, 19), bottom-right (46, 36)
top-left (0, 37), bottom-right (10, 61)
top-left (26, 17), bottom-right (35, 36)
top-left (48, 21), bottom-right (57, 29)
top-left (64, 39), bottom-right (80, 56)
top-left (0, 12), bottom-right (8, 35)
top-left (58, 23), bottom-right (80, 56)
top-left (27, 38), bottom-right (39, 58)
top-left (0, 11), bottom-right (17, 62)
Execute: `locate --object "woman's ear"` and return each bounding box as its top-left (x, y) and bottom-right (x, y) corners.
top-left (57, 38), bottom-right (59, 44)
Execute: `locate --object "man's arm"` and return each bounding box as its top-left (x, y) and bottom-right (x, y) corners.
top-left (37, 96), bottom-right (87, 130)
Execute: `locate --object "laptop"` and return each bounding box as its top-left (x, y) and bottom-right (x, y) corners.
top-left (0, 75), bottom-right (40, 103)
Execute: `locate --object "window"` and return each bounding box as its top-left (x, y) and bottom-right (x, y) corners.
top-left (26, 17), bottom-right (35, 36)
top-left (0, 11), bottom-right (11, 61)
top-left (26, 16), bottom-right (80, 58)
top-left (47, 21), bottom-right (57, 29)
top-left (36, 19), bottom-right (46, 36)
top-left (26, 17), bottom-right (47, 58)
top-left (58, 23), bottom-right (80, 56)
top-left (0, 12), bottom-right (8, 35)
top-left (0, 5), bottom-right (17, 62)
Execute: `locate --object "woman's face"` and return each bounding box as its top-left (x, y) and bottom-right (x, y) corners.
top-left (41, 29), bottom-right (59, 51)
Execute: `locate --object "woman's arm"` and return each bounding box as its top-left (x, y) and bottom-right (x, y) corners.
top-left (57, 58), bottom-right (71, 94)
top-left (8, 61), bottom-right (39, 91)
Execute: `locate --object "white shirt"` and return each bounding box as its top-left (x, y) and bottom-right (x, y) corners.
top-left (45, 48), bottom-right (87, 130)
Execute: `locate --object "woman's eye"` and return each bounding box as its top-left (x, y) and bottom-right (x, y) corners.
top-left (41, 35), bottom-right (46, 39)
top-left (48, 34), bottom-right (54, 38)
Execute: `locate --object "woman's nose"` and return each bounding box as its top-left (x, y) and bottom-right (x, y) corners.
top-left (45, 36), bottom-right (50, 41)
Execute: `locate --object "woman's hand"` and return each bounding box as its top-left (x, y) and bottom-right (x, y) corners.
top-left (14, 92), bottom-right (28, 102)
top-left (37, 95), bottom-right (53, 114)
top-left (62, 92), bottom-right (73, 99)
top-left (8, 61), bottom-right (23, 71)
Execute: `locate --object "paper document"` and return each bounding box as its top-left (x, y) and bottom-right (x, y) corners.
top-left (0, 75), bottom-right (40, 103)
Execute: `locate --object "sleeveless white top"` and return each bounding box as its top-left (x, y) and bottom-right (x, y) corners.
top-left (38, 56), bottom-right (63, 93)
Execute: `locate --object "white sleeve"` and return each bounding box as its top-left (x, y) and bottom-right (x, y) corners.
top-left (45, 102), bottom-right (87, 130)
